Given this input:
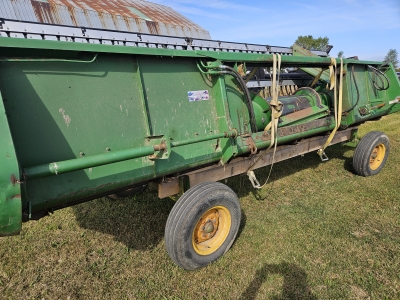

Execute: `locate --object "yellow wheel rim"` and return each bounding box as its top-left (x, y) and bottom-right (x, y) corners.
top-left (370, 144), bottom-right (386, 171)
top-left (192, 206), bottom-right (231, 256)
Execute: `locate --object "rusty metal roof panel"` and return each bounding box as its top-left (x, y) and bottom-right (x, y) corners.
top-left (63, 7), bottom-right (81, 27)
top-left (110, 14), bottom-right (128, 32)
top-left (0, 1), bottom-right (17, 20)
top-left (0, 0), bottom-right (211, 39)
top-left (10, 0), bottom-right (36, 21)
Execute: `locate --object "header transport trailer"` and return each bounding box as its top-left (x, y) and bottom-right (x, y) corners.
top-left (1, 8), bottom-right (400, 270)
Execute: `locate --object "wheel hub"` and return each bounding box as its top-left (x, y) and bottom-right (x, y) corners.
top-left (369, 144), bottom-right (386, 170)
top-left (191, 204), bottom-right (233, 256)
top-left (194, 210), bottom-right (219, 243)
top-left (204, 221), bottom-right (215, 233)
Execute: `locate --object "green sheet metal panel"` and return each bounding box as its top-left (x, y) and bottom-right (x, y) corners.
top-left (0, 53), bottom-right (153, 209)
top-left (137, 56), bottom-right (219, 139)
top-left (386, 65), bottom-right (400, 115)
top-left (136, 55), bottom-right (228, 175)
top-left (0, 87), bottom-right (21, 236)
top-left (0, 51), bottom-right (227, 212)
top-left (1, 54), bottom-right (149, 165)
top-left (224, 75), bottom-right (251, 135)
top-left (342, 64), bottom-right (391, 126)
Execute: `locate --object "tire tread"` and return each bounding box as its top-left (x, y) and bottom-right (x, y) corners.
top-left (353, 131), bottom-right (390, 176)
top-left (165, 182), bottom-right (240, 270)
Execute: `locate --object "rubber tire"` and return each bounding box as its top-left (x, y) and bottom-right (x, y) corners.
top-left (353, 131), bottom-right (390, 177)
top-left (165, 182), bottom-right (241, 270)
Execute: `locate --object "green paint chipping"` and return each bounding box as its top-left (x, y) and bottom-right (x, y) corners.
top-left (127, 6), bottom-right (153, 21)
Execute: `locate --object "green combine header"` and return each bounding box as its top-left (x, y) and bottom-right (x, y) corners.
top-left (0, 2), bottom-right (399, 270)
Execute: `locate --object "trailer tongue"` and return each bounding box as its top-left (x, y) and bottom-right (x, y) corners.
top-left (1, 5), bottom-right (399, 269)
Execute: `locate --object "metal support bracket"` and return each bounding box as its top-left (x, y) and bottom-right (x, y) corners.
top-left (245, 136), bottom-right (258, 155)
top-left (147, 136), bottom-right (170, 160)
top-left (158, 175), bottom-right (190, 199)
top-left (343, 129), bottom-right (360, 148)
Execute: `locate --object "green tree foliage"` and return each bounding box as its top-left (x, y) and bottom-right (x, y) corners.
top-left (384, 49), bottom-right (399, 69)
top-left (294, 35), bottom-right (329, 51)
top-left (338, 51), bottom-right (345, 58)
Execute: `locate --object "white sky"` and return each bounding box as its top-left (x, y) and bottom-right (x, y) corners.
top-left (150, 0), bottom-right (400, 61)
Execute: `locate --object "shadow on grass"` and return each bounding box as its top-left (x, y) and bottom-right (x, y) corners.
top-left (231, 209), bottom-right (247, 249)
top-left (231, 143), bottom-right (355, 200)
top-left (73, 192), bottom-right (248, 252)
top-left (72, 192), bottom-right (175, 251)
top-left (239, 262), bottom-right (317, 300)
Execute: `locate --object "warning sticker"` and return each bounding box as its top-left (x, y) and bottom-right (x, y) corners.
top-left (188, 90), bottom-right (210, 102)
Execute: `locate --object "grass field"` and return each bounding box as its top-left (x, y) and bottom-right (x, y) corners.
top-left (1, 113), bottom-right (399, 299)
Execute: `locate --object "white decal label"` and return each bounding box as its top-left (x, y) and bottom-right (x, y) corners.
top-left (188, 90), bottom-right (209, 102)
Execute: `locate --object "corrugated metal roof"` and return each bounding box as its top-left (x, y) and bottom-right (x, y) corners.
top-left (0, 0), bottom-right (211, 39)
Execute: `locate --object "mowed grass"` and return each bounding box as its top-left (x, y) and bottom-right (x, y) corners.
top-left (1, 113), bottom-right (399, 299)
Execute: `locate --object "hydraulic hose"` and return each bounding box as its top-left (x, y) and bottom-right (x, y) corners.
top-left (368, 65), bottom-right (390, 90)
top-left (219, 65), bottom-right (258, 133)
